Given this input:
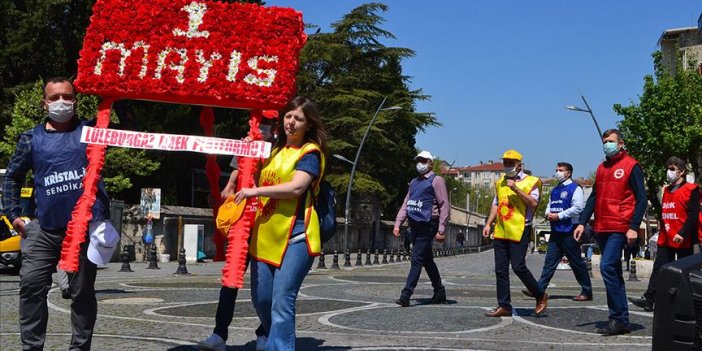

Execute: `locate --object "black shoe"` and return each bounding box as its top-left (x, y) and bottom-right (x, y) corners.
top-left (596, 320), bottom-right (630, 336)
top-left (395, 297), bottom-right (409, 307)
top-left (628, 296), bottom-right (653, 312)
top-left (429, 292), bottom-right (447, 304)
top-left (61, 289), bottom-right (71, 300)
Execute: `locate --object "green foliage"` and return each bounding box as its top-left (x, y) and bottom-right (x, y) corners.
top-left (299, 2), bottom-right (439, 216)
top-left (614, 51), bottom-right (702, 217)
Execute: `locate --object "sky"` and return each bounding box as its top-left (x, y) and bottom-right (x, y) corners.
top-left (265, 0), bottom-right (701, 178)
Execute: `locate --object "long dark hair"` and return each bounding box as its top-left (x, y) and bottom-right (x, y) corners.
top-left (276, 96), bottom-right (327, 155)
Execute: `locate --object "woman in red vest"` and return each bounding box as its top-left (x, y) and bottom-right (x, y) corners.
top-left (629, 156), bottom-right (699, 312)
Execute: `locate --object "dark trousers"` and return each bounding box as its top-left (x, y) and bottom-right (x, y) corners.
top-left (213, 287), bottom-right (266, 341)
top-left (19, 220), bottom-right (97, 351)
top-left (493, 226), bottom-right (543, 310)
top-left (643, 246), bottom-right (693, 304)
top-left (400, 220), bottom-right (445, 299)
top-left (538, 231), bottom-right (592, 296)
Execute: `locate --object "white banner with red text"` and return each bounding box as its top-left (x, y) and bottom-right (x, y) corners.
top-left (80, 127), bottom-right (271, 158)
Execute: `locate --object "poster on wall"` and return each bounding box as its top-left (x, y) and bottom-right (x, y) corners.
top-left (141, 188), bottom-right (162, 219)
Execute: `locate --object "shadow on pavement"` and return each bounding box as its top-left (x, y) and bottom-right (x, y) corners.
top-left (578, 320), bottom-right (647, 332)
top-left (165, 337), bottom-right (352, 351)
top-left (414, 297), bottom-right (457, 305)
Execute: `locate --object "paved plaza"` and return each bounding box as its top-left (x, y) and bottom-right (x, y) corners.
top-left (0, 249), bottom-right (653, 351)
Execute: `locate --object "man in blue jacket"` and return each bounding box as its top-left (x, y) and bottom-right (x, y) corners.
top-left (524, 162), bottom-right (592, 301)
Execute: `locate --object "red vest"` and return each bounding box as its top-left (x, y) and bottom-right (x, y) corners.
top-left (593, 151), bottom-right (639, 233)
top-left (659, 183), bottom-right (699, 249)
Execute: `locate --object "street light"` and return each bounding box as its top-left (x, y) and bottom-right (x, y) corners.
top-left (342, 97), bottom-right (401, 253)
top-left (332, 154), bottom-right (354, 166)
top-left (565, 93), bottom-right (604, 139)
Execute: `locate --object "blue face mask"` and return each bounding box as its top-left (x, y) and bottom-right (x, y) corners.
top-left (603, 141), bottom-right (619, 158)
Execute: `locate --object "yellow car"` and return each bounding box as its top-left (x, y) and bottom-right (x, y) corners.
top-left (0, 215), bottom-right (22, 270)
top-left (0, 187), bottom-right (33, 271)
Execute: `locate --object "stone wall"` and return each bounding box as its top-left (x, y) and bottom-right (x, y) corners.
top-left (114, 203), bottom-right (488, 262)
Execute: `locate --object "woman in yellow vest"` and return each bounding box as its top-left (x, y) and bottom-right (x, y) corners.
top-left (233, 96), bottom-right (327, 350)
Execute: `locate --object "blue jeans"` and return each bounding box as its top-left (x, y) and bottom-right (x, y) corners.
top-left (596, 233), bottom-right (629, 324)
top-left (493, 226), bottom-right (543, 310)
top-left (251, 240), bottom-right (314, 351)
top-left (537, 231), bottom-right (592, 296)
top-left (401, 220), bottom-right (445, 299)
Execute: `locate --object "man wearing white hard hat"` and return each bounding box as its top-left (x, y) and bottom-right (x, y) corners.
top-left (393, 150), bottom-right (449, 307)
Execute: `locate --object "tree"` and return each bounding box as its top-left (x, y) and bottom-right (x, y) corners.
top-left (298, 3), bottom-right (439, 217)
top-left (614, 51), bottom-right (702, 218)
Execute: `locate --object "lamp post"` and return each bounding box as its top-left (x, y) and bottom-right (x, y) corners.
top-left (565, 93), bottom-right (604, 140)
top-left (335, 98), bottom-right (401, 253)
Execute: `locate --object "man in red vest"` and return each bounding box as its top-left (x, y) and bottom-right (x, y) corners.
top-left (574, 129), bottom-right (647, 335)
top-left (628, 156), bottom-right (699, 311)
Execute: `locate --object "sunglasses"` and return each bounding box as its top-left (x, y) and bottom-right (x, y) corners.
top-left (45, 93), bottom-right (76, 102)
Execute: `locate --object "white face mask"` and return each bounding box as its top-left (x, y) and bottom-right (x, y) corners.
top-left (46, 100), bottom-right (75, 123)
top-left (416, 162), bottom-right (430, 174)
top-left (504, 165), bottom-right (518, 178)
top-left (666, 169), bottom-right (680, 184)
top-left (554, 171), bottom-right (566, 183)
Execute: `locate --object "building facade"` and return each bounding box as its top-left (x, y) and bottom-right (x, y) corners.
top-left (658, 13), bottom-right (702, 74)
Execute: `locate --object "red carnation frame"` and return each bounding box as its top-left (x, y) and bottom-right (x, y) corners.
top-left (60, 0), bottom-right (304, 288)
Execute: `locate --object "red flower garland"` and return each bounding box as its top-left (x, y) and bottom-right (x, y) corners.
top-left (58, 98), bottom-right (113, 272)
top-left (221, 110), bottom-right (263, 288)
top-left (74, 0), bottom-right (306, 110)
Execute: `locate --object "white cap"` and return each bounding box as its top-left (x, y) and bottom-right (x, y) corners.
top-left (87, 220), bottom-right (120, 265)
top-left (415, 150), bottom-right (434, 161)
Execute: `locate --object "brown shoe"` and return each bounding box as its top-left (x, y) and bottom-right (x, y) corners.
top-left (572, 294), bottom-right (593, 302)
top-left (485, 306), bottom-right (512, 317)
top-left (535, 293), bottom-right (548, 315)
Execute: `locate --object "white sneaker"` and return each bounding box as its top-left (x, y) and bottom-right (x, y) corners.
top-left (198, 333), bottom-right (226, 351)
top-left (255, 335), bottom-right (268, 351)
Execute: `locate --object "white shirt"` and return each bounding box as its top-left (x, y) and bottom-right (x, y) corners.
top-left (545, 179), bottom-right (584, 225)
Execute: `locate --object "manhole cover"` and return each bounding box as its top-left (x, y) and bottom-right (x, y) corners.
top-left (101, 297), bottom-right (164, 304)
top-left (336, 276), bottom-right (423, 284)
top-left (328, 306), bottom-right (501, 332)
top-left (156, 298), bottom-right (368, 318)
top-left (128, 282), bottom-right (231, 289)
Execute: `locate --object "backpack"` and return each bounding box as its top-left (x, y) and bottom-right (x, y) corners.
top-left (315, 180), bottom-right (337, 243)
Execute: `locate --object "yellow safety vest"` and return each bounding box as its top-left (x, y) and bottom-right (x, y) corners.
top-left (249, 143), bottom-right (324, 266)
top-left (493, 175), bottom-right (542, 242)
